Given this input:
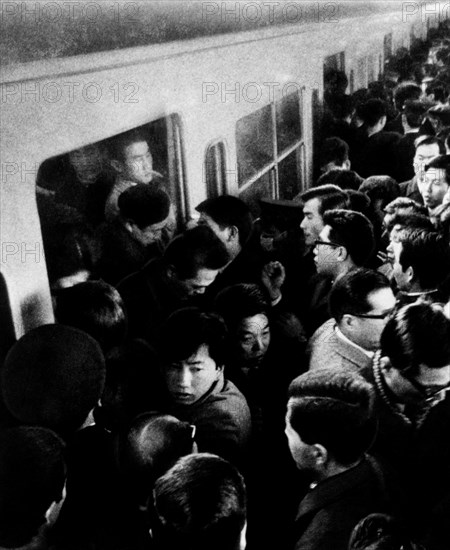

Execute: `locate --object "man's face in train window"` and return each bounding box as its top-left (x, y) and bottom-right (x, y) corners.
top-left (120, 140), bottom-right (154, 185)
top-left (300, 198), bottom-right (324, 247)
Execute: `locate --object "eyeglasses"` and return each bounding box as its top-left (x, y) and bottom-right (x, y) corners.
top-left (401, 370), bottom-right (450, 403)
top-left (351, 307), bottom-right (396, 320)
top-left (314, 239), bottom-right (342, 248)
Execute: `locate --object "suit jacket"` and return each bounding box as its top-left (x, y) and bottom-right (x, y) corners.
top-left (307, 319), bottom-right (373, 372)
top-left (292, 456), bottom-right (392, 550)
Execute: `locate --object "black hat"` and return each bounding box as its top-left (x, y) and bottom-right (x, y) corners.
top-left (1, 324), bottom-right (105, 436)
top-left (119, 184), bottom-right (170, 228)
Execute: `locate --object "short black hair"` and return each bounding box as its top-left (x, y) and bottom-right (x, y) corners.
top-left (317, 170), bottom-right (363, 191)
top-left (55, 280), bottom-right (127, 353)
top-left (108, 129), bottom-right (149, 162)
top-left (118, 185), bottom-right (170, 229)
top-left (196, 196), bottom-right (253, 247)
top-left (159, 307), bottom-right (228, 367)
top-left (425, 154), bottom-right (450, 184)
top-left (320, 137), bottom-right (349, 168)
top-left (393, 82), bottom-right (421, 109)
top-left (214, 283), bottom-right (269, 330)
top-left (153, 453), bottom-right (247, 550)
top-left (383, 197), bottom-right (428, 217)
top-left (359, 99), bottom-right (387, 127)
top-left (288, 369), bottom-right (376, 465)
top-left (380, 302), bottom-right (450, 374)
top-left (118, 412), bottom-right (194, 504)
top-left (395, 228), bottom-right (450, 290)
top-left (163, 226), bottom-right (229, 280)
top-left (387, 212), bottom-right (434, 233)
top-left (300, 185), bottom-right (349, 216)
top-left (322, 209), bottom-right (375, 266)
top-left (359, 176), bottom-right (400, 207)
top-left (329, 268), bottom-right (391, 323)
top-left (414, 134), bottom-right (445, 153)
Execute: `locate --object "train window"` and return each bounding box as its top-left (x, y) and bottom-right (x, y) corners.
top-left (36, 115), bottom-right (187, 290)
top-left (278, 150), bottom-right (302, 200)
top-left (236, 105), bottom-right (273, 185)
top-left (239, 170), bottom-right (274, 216)
top-left (276, 92), bottom-right (302, 154)
top-left (236, 91), bottom-right (304, 209)
top-left (204, 141), bottom-right (227, 198)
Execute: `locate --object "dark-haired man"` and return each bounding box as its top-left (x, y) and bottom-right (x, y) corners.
top-left (118, 225), bottom-right (230, 343)
top-left (158, 308), bottom-right (251, 468)
top-left (152, 453), bottom-right (247, 550)
top-left (419, 154), bottom-right (450, 215)
top-left (362, 303), bottom-right (450, 541)
top-left (286, 368), bottom-right (393, 550)
top-left (308, 269), bottom-right (395, 372)
top-left (399, 135), bottom-right (444, 203)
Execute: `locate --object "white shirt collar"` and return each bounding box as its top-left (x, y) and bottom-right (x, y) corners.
top-left (334, 324), bottom-right (374, 359)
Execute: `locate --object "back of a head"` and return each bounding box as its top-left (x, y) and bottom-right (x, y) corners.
top-left (153, 453), bottom-right (247, 550)
top-left (118, 412), bottom-right (195, 503)
top-left (320, 137), bottom-right (349, 168)
top-left (0, 427), bottom-right (66, 548)
top-left (393, 82), bottom-right (421, 109)
top-left (55, 280), bottom-right (127, 353)
top-left (214, 283), bottom-right (269, 330)
top-left (317, 170), bottom-right (363, 191)
top-left (383, 196), bottom-right (428, 217)
top-left (322, 209), bottom-right (375, 266)
top-left (403, 99), bottom-right (434, 128)
top-left (414, 134), bottom-right (445, 154)
top-left (380, 302), bottom-right (450, 373)
top-left (159, 307), bottom-right (228, 367)
top-left (359, 99), bottom-right (387, 127)
top-left (118, 185), bottom-right (170, 229)
top-left (359, 176), bottom-right (400, 206)
top-left (1, 324), bottom-right (105, 436)
top-left (196, 196), bottom-right (253, 247)
top-left (163, 225), bottom-right (230, 280)
top-left (300, 184), bottom-right (349, 215)
top-left (288, 369), bottom-right (376, 465)
top-left (329, 268), bottom-right (391, 323)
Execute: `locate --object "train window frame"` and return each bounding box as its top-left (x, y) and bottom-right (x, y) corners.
top-left (204, 139), bottom-right (228, 198)
top-left (35, 113), bottom-right (188, 229)
top-left (235, 88), bottom-right (305, 213)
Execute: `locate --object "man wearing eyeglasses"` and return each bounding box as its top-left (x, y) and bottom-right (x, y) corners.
top-left (306, 209), bottom-right (375, 334)
top-left (308, 269), bottom-right (396, 372)
top-left (361, 302), bottom-right (450, 542)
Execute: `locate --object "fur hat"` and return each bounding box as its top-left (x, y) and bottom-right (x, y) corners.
top-left (1, 324), bottom-right (105, 436)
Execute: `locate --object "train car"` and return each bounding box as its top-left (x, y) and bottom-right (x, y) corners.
top-left (0, 0), bottom-right (447, 352)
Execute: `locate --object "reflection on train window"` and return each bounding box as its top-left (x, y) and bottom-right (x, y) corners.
top-left (357, 57), bottom-right (367, 89)
top-left (278, 150), bottom-right (302, 200)
top-left (236, 91), bottom-right (304, 207)
top-left (36, 115), bottom-right (186, 291)
top-left (384, 33), bottom-right (393, 60)
top-left (368, 54), bottom-right (375, 83)
top-left (205, 141), bottom-right (227, 198)
top-left (236, 105), bottom-right (273, 184)
top-left (239, 170), bottom-right (273, 217)
top-left (276, 93), bottom-right (301, 154)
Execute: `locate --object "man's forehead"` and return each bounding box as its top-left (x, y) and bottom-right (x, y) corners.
top-left (319, 225), bottom-right (331, 239)
top-left (416, 144), bottom-right (439, 157)
top-left (303, 197), bottom-right (321, 214)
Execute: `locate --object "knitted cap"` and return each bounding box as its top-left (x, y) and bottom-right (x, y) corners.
top-left (1, 324), bottom-right (105, 435)
top-left (118, 184), bottom-right (170, 228)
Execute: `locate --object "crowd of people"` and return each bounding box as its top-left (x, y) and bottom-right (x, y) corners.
top-left (2, 23), bottom-right (450, 550)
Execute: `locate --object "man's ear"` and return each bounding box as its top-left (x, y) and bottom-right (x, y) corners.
top-left (341, 313), bottom-right (356, 329)
top-left (124, 221), bottom-right (134, 234)
top-left (312, 443), bottom-right (328, 466)
top-left (228, 225), bottom-right (239, 243)
top-left (111, 159), bottom-right (123, 174)
top-left (405, 265), bottom-right (415, 284)
top-left (343, 159), bottom-right (351, 170)
top-left (380, 355), bottom-right (392, 372)
top-left (337, 246), bottom-right (348, 262)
